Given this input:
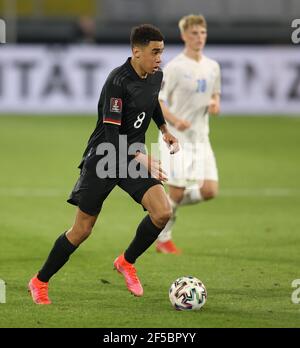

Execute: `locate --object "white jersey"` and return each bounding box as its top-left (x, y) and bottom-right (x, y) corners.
top-left (158, 53), bottom-right (221, 187)
top-left (159, 53), bottom-right (221, 142)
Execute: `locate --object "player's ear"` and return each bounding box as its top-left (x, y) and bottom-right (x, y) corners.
top-left (180, 32), bottom-right (186, 43)
top-left (132, 46), bottom-right (142, 59)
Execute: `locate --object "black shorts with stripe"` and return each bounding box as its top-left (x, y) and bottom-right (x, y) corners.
top-left (67, 159), bottom-right (162, 216)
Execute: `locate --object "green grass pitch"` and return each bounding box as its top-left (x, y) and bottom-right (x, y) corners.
top-left (0, 115), bottom-right (300, 328)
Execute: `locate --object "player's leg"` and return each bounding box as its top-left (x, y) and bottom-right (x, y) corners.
top-left (124, 183), bottom-right (172, 261)
top-left (157, 141), bottom-right (219, 253)
top-left (114, 180), bottom-right (171, 296)
top-left (38, 208), bottom-right (99, 281)
top-left (156, 184), bottom-right (184, 254)
top-left (180, 141), bottom-right (219, 205)
top-left (179, 179), bottom-right (218, 206)
top-left (169, 185), bottom-right (185, 205)
top-left (156, 136), bottom-right (188, 252)
top-left (66, 208), bottom-right (98, 245)
top-left (28, 209), bottom-right (98, 305)
top-left (28, 165), bottom-right (116, 304)
top-left (200, 179), bottom-right (218, 200)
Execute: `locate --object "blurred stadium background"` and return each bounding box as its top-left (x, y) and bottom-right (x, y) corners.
top-left (0, 0), bottom-right (299, 43)
top-left (0, 0), bottom-right (300, 328)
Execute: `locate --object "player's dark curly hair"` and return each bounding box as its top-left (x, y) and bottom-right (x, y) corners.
top-left (130, 24), bottom-right (164, 48)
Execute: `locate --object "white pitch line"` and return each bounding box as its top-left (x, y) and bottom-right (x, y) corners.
top-left (0, 187), bottom-right (299, 198)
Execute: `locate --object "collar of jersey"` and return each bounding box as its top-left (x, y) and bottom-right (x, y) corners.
top-left (125, 57), bottom-right (148, 81)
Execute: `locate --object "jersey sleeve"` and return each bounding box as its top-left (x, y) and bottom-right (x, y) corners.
top-left (102, 78), bottom-right (124, 126)
top-left (212, 63), bottom-right (221, 95)
top-left (158, 63), bottom-right (178, 102)
top-left (152, 100), bottom-right (166, 128)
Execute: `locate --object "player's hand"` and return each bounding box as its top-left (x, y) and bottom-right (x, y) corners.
top-left (135, 153), bottom-right (168, 182)
top-left (162, 132), bottom-right (180, 155)
top-left (174, 119), bottom-right (191, 131)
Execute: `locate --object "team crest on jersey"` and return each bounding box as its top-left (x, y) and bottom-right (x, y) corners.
top-left (110, 98), bottom-right (122, 113)
top-left (196, 79), bottom-right (207, 93)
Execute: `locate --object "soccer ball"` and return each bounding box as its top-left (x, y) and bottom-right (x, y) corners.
top-left (169, 276), bottom-right (207, 311)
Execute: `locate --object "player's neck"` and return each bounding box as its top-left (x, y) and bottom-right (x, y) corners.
top-left (183, 48), bottom-right (202, 62)
top-left (130, 58), bottom-right (148, 79)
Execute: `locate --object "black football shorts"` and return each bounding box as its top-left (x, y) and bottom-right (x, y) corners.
top-left (67, 158), bottom-right (162, 216)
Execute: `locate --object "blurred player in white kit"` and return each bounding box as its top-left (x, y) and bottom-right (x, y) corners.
top-left (156, 14), bottom-right (221, 254)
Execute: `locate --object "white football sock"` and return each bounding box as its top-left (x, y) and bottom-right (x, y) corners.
top-left (180, 184), bottom-right (203, 206)
top-left (157, 196), bottom-right (178, 242)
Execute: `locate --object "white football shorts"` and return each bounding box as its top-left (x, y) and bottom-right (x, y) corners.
top-left (159, 137), bottom-right (218, 188)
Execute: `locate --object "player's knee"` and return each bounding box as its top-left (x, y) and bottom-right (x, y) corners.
top-left (170, 191), bottom-right (184, 204)
top-left (152, 208), bottom-right (172, 228)
top-left (201, 187), bottom-right (218, 200)
top-left (82, 223), bottom-right (95, 238)
top-left (73, 222), bottom-right (94, 242)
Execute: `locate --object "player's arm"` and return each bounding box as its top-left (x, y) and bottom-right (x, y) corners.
top-left (159, 100), bottom-right (191, 131)
top-left (135, 152), bottom-right (168, 182)
top-left (104, 123), bottom-right (120, 151)
top-left (159, 123), bottom-right (180, 155)
top-left (159, 64), bottom-right (190, 131)
top-left (152, 100), bottom-right (179, 154)
top-left (102, 78), bottom-right (128, 173)
top-left (135, 101), bottom-right (179, 181)
top-left (135, 118), bottom-right (179, 182)
top-left (209, 63), bottom-right (221, 115)
top-left (208, 93), bottom-right (220, 115)
top-left (134, 101), bottom-right (167, 181)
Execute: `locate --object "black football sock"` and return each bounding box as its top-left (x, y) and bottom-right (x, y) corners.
top-left (37, 232), bottom-right (78, 282)
top-left (124, 215), bottom-right (163, 264)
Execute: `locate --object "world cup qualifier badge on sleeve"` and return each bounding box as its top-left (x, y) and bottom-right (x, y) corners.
top-left (110, 98), bottom-right (122, 113)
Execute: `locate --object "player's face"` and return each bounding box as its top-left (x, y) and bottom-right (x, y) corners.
top-left (138, 41), bottom-right (164, 75)
top-left (182, 25), bottom-right (207, 52)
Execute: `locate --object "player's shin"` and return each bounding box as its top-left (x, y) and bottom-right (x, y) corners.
top-left (157, 220), bottom-right (174, 242)
top-left (157, 196), bottom-right (177, 242)
top-left (124, 215), bottom-right (163, 264)
top-left (156, 195), bottom-right (182, 254)
top-left (37, 232), bottom-right (78, 282)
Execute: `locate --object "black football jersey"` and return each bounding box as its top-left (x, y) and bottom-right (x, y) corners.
top-left (81, 57), bottom-right (165, 161)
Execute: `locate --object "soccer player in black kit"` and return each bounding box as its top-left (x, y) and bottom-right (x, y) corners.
top-left (28, 24), bottom-right (179, 304)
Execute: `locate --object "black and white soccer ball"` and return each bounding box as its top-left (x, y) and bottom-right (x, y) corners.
top-left (169, 276), bottom-right (207, 310)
